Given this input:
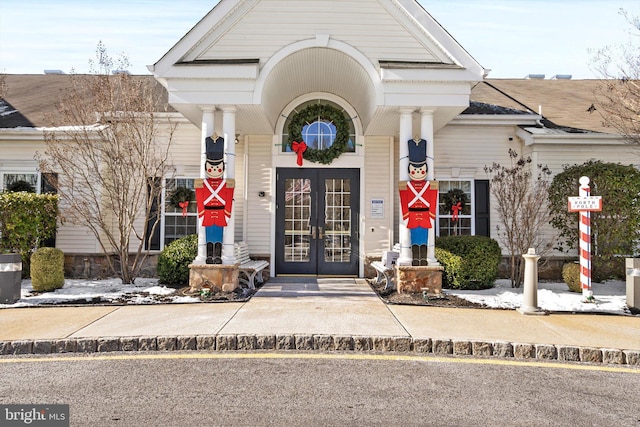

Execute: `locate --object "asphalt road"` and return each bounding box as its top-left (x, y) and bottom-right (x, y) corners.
top-left (1, 352), bottom-right (639, 426)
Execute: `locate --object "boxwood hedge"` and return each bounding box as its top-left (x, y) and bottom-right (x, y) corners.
top-left (31, 247), bottom-right (65, 292)
top-left (157, 234), bottom-right (198, 286)
top-left (435, 235), bottom-right (501, 290)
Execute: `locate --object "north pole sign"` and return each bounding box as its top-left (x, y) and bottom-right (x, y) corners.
top-left (568, 196), bottom-right (602, 212)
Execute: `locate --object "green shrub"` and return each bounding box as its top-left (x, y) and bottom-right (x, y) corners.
top-left (435, 247), bottom-right (462, 289)
top-left (592, 256), bottom-right (625, 283)
top-left (549, 160), bottom-right (640, 261)
top-left (0, 192), bottom-right (58, 278)
top-left (30, 247), bottom-right (65, 292)
top-left (157, 234), bottom-right (198, 286)
top-left (562, 262), bottom-right (581, 292)
top-left (436, 235), bottom-right (501, 290)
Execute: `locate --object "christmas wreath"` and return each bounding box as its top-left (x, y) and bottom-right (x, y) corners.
top-left (441, 188), bottom-right (468, 221)
top-left (169, 186), bottom-right (194, 216)
top-left (287, 103), bottom-right (350, 165)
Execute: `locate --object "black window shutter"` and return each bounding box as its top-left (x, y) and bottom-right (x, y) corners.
top-left (40, 172), bottom-right (58, 194)
top-left (40, 173), bottom-right (58, 247)
top-left (145, 178), bottom-right (161, 251)
top-left (474, 180), bottom-right (490, 237)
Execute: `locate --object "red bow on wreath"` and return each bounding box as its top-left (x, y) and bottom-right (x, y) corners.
top-left (292, 140), bottom-right (307, 167)
top-left (451, 202), bottom-right (462, 222)
top-left (178, 201), bottom-right (189, 217)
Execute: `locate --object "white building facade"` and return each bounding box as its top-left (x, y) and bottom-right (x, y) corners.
top-left (149, 0), bottom-right (487, 277)
top-left (2, 0), bottom-right (636, 279)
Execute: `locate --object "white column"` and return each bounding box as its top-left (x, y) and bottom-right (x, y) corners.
top-left (397, 108), bottom-right (414, 265)
top-left (421, 109), bottom-right (437, 264)
top-left (195, 107), bottom-right (215, 264)
top-left (222, 106), bottom-right (237, 264)
top-left (421, 109), bottom-right (435, 181)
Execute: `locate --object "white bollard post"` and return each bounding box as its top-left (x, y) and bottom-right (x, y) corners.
top-left (517, 248), bottom-right (547, 315)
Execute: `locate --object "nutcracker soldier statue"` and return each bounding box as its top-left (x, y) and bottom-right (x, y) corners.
top-left (399, 137), bottom-right (438, 266)
top-left (195, 134), bottom-right (234, 264)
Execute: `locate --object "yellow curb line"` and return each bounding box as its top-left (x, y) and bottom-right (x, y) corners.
top-left (1, 352), bottom-right (638, 374)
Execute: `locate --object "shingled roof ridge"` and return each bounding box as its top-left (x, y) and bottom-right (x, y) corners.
top-left (481, 80), bottom-right (537, 115)
top-left (463, 100), bottom-right (534, 115)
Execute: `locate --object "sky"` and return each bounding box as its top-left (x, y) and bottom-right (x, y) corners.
top-left (0, 0), bottom-right (639, 79)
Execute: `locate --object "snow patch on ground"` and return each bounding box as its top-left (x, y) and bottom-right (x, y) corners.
top-left (0, 278), bottom-right (200, 307)
top-left (0, 277), bottom-right (631, 315)
top-left (450, 279), bottom-right (628, 314)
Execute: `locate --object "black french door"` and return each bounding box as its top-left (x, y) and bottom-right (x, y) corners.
top-left (275, 168), bottom-right (359, 276)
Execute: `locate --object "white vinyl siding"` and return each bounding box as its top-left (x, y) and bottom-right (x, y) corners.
top-left (244, 134), bottom-right (272, 255)
top-left (199, 0), bottom-right (446, 64)
top-left (363, 136), bottom-right (394, 256)
top-left (233, 135), bottom-right (246, 244)
top-left (532, 143), bottom-right (639, 173)
top-left (166, 121), bottom-right (202, 170)
top-left (434, 124), bottom-right (521, 243)
top-left (55, 225), bottom-right (100, 253)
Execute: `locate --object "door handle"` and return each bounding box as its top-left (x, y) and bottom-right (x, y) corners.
top-left (311, 226), bottom-right (316, 239)
top-left (318, 227), bottom-right (324, 239)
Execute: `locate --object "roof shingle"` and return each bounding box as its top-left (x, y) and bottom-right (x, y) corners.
top-left (0, 74), bottom-right (616, 134)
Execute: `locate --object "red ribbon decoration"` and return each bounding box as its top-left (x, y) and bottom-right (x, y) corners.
top-left (292, 141), bottom-right (307, 167)
top-left (179, 201), bottom-right (189, 217)
top-left (451, 202), bottom-right (462, 222)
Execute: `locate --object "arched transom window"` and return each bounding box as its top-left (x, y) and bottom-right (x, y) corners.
top-left (282, 99), bottom-right (356, 154)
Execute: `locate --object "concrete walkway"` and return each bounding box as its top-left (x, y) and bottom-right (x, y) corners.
top-left (1, 278), bottom-right (639, 366)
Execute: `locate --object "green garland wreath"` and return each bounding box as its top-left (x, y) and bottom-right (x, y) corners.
top-left (287, 103), bottom-right (350, 165)
top-left (169, 186), bottom-right (194, 210)
top-left (441, 188), bottom-right (468, 214)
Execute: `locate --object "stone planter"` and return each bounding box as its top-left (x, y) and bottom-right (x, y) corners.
top-left (396, 265), bottom-right (443, 294)
top-left (189, 263), bottom-right (240, 293)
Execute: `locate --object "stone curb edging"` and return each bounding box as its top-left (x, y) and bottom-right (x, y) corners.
top-left (0, 336), bottom-right (638, 366)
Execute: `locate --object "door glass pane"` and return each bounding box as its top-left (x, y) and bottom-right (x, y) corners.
top-left (324, 178), bottom-right (351, 263)
top-left (284, 178), bottom-right (311, 262)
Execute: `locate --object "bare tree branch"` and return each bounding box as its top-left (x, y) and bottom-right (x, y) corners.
top-left (37, 44), bottom-right (175, 284)
top-left (485, 149), bottom-right (556, 287)
top-left (591, 8), bottom-right (640, 146)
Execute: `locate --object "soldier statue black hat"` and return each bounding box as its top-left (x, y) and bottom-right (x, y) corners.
top-left (206, 134), bottom-right (225, 164)
top-left (408, 137), bottom-right (427, 167)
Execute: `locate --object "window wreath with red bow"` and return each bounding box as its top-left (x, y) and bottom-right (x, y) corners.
top-left (287, 103), bottom-right (350, 165)
top-left (169, 186), bottom-right (195, 217)
top-left (441, 188), bottom-right (468, 222)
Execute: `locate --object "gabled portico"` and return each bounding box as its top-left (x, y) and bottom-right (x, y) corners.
top-left (150, 0), bottom-right (486, 281)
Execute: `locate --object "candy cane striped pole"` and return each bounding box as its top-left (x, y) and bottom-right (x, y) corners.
top-left (578, 176), bottom-right (593, 301)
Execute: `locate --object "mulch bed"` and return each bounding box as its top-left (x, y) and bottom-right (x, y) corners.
top-left (172, 285), bottom-right (258, 303)
top-left (367, 279), bottom-right (488, 309)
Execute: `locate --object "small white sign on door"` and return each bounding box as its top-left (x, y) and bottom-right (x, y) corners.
top-left (370, 198), bottom-right (384, 219)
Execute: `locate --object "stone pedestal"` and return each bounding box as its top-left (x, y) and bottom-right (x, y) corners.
top-left (517, 248), bottom-right (547, 315)
top-left (396, 265), bottom-right (443, 294)
top-left (189, 263), bottom-right (239, 293)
